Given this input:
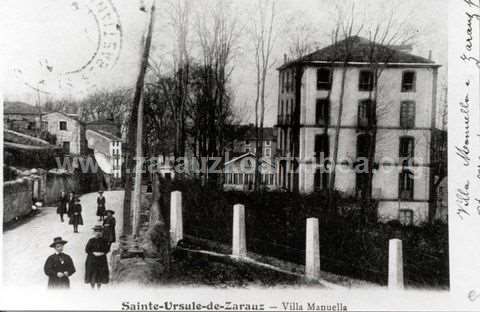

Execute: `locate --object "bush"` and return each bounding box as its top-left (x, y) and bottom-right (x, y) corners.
top-left (158, 177), bottom-right (449, 288)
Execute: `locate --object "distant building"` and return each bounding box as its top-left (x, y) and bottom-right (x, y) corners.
top-left (228, 125), bottom-right (278, 161)
top-left (224, 152), bottom-right (277, 191)
top-left (86, 120), bottom-right (123, 184)
top-left (4, 101), bottom-right (43, 134)
top-left (276, 36), bottom-right (441, 224)
top-left (42, 112), bottom-right (87, 155)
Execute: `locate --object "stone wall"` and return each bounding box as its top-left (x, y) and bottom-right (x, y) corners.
top-left (4, 178), bottom-right (33, 224)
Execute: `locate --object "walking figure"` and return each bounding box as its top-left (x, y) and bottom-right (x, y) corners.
top-left (56, 191), bottom-right (68, 222)
top-left (102, 209), bottom-right (116, 248)
top-left (97, 191), bottom-right (106, 222)
top-left (44, 237), bottom-right (76, 289)
top-left (66, 192), bottom-right (75, 217)
top-left (68, 197), bottom-right (84, 233)
top-left (85, 225), bottom-right (110, 289)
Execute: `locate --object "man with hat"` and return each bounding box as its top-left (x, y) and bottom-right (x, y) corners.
top-left (68, 197), bottom-right (84, 233)
top-left (44, 237), bottom-right (76, 289)
top-left (85, 225), bottom-right (110, 289)
top-left (102, 209), bottom-right (116, 248)
top-left (97, 190), bottom-right (106, 222)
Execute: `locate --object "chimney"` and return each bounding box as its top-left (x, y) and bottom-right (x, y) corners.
top-left (428, 50), bottom-right (432, 60)
top-left (284, 53), bottom-right (287, 64)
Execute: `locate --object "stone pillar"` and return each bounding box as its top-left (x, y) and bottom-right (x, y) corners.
top-left (305, 217), bottom-right (320, 280)
top-left (232, 204), bottom-right (247, 257)
top-left (388, 239), bottom-right (404, 290)
top-left (170, 191), bottom-right (183, 247)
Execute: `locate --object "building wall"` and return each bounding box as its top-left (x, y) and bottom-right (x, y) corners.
top-left (43, 112), bottom-right (84, 155)
top-left (224, 156), bottom-right (277, 191)
top-left (277, 64), bottom-right (437, 223)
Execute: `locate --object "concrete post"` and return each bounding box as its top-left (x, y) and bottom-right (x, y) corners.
top-left (232, 204), bottom-right (247, 257)
top-left (170, 191), bottom-right (183, 247)
top-left (388, 238), bottom-right (404, 290)
top-left (305, 217), bottom-right (320, 280)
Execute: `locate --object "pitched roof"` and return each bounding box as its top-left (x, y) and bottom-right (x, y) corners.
top-left (86, 119), bottom-right (121, 138)
top-left (224, 151), bottom-right (275, 168)
top-left (42, 111), bottom-right (84, 124)
top-left (4, 101), bottom-right (42, 115)
top-left (87, 128), bottom-right (122, 141)
top-left (4, 129), bottom-right (56, 148)
top-left (279, 36), bottom-right (437, 70)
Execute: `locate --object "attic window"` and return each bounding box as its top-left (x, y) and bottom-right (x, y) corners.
top-left (317, 68), bottom-right (332, 90)
top-left (359, 70), bottom-right (374, 91)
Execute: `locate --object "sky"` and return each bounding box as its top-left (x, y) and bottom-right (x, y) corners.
top-left (0, 0), bottom-right (447, 126)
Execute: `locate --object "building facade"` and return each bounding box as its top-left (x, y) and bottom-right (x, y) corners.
top-left (276, 36), bottom-right (440, 224)
top-left (42, 112), bottom-right (87, 155)
top-left (224, 152), bottom-right (277, 191)
top-left (4, 101), bottom-right (43, 134)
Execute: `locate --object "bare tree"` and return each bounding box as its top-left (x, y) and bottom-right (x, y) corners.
top-left (250, 0), bottom-right (277, 190)
top-left (194, 0), bottom-right (239, 184)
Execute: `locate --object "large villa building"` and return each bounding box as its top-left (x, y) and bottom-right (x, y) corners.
top-left (276, 36), bottom-right (440, 224)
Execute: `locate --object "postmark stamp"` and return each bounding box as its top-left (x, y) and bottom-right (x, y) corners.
top-left (13, 0), bottom-right (123, 95)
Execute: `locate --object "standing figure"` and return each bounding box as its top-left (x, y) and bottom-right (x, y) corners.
top-left (44, 237), bottom-right (76, 289)
top-left (102, 210), bottom-right (116, 248)
top-left (66, 192), bottom-right (75, 219)
top-left (56, 191), bottom-right (68, 222)
top-left (68, 197), bottom-right (84, 233)
top-left (96, 191), bottom-right (106, 222)
top-left (85, 225), bottom-right (110, 289)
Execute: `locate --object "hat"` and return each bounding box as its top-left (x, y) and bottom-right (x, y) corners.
top-left (105, 209), bottom-right (115, 215)
top-left (92, 225), bottom-right (104, 232)
top-left (49, 237), bottom-right (68, 248)
top-left (74, 197), bottom-right (81, 202)
top-left (98, 190), bottom-right (104, 194)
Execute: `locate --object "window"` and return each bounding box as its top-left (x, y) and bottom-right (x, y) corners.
top-left (314, 134), bottom-right (329, 161)
top-left (317, 68), bottom-right (332, 90)
top-left (401, 71), bottom-right (416, 92)
top-left (265, 140), bottom-right (271, 146)
top-left (286, 71), bottom-right (290, 92)
top-left (264, 148), bottom-right (271, 157)
top-left (316, 99), bottom-right (330, 125)
top-left (356, 173), bottom-right (369, 198)
top-left (399, 209), bottom-right (414, 226)
top-left (314, 169), bottom-right (329, 191)
top-left (400, 101), bottom-right (415, 128)
top-left (234, 173), bottom-right (239, 185)
top-left (356, 134), bottom-right (371, 158)
top-left (359, 70), bottom-right (374, 91)
top-left (59, 121), bottom-right (67, 130)
top-left (281, 72), bottom-right (285, 93)
top-left (399, 169), bottom-right (414, 200)
top-left (358, 99), bottom-right (374, 128)
top-left (63, 141), bottom-right (70, 154)
top-left (239, 173), bottom-right (244, 185)
top-left (399, 136), bottom-right (415, 160)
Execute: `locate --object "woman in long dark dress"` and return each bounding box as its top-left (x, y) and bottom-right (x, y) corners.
top-left (102, 210), bottom-right (116, 248)
top-left (85, 225), bottom-right (110, 289)
top-left (68, 198), bottom-right (84, 233)
top-left (56, 191), bottom-right (68, 222)
top-left (66, 192), bottom-right (75, 219)
top-left (97, 191), bottom-right (106, 221)
top-left (44, 237), bottom-right (76, 289)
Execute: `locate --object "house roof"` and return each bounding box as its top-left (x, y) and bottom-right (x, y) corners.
top-left (4, 129), bottom-right (58, 148)
top-left (87, 128), bottom-right (122, 141)
top-left (4, 101), bottom-right (43, 115)
top-left (278, 36), bottom-right (438, 70)
top-left (86, 119), bottom-right (122, 138)
top-left (225, 151), bottom-right (275, 168)
top-left (42, 111), bottom-right (85, 124)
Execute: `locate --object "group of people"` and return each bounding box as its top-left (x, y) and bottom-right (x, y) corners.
top-left (44, 190), bottom-right (116, 289)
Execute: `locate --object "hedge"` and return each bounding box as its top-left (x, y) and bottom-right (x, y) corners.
top-left (158, 177), bottom-right (449, 288)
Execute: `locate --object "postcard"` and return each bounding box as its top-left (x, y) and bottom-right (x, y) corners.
top-left (0, 0), bottom-right (476, 311)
